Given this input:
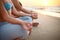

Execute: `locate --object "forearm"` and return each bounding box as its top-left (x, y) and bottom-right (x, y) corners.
top-left (13, 11), bottom-right (31, 17)
top-left (12, 5), bottom-right (31, 17)
top-left (3, 15), bottom-right (23, 25)
top-left (17, 12), bottom-right (31, 17)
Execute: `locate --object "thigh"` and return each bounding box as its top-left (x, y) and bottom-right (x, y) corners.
top-left (0, 23), bottom-right (29, 40)
top-left (19, 16), bottom-right (32, 23)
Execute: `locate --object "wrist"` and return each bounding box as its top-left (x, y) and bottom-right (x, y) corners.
top-left (18, 20), bottom-right (24, 25)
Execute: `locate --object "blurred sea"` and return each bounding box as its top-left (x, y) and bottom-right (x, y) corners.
top-left (45, 6), bottom-right (60, 13)
top-left (24, 6), bottom-right (60, 13)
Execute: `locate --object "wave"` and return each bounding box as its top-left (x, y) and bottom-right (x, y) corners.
top-left (23, 6), bottom-right (60, 13)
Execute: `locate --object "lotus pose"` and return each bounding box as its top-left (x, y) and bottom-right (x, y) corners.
top-left (0, 0), bottom-right (33, 40)
top-left (11, 0), bottom-right (38, 19)
top-left (11, 0), bottom-right (38, 26)
top-left (0, 0), bottom-right (38, 40)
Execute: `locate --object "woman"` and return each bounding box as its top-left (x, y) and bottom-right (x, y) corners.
top-left (11, 0), bottom-right (38, 26)
top-left (0, 0), bottom-right (33, 40)
top-left (11, 0), bottom-right (38, 19)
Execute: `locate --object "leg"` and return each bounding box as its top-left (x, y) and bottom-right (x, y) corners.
top-left (0, 22), bottom-right (29, 40)
top-left (18, 16), bottom-right (32, 35)
top-left (19, 16), bottom-right (39, 27)
top-left (19, 16), bottom-right (32, 23)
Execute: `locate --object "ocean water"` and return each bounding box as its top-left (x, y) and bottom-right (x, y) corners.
top-left (23, 6), bottom-right (60, 13)
top-left (45, 6), bottom-right (60, 13)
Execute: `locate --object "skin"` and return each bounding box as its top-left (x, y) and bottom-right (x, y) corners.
top-left (0, 0), bottom-right (38, 40)
top-left (0, 0), bottom-right (32, 40)
top-left (0, 0), bottom-right (31, 31)
top-left (11, 0), bottom-right (38, 19)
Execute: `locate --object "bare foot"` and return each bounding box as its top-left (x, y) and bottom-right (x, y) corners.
top-left (14, 37), bottom-right (20, 40)
top-left (32, 22), bottom-right (39, 27)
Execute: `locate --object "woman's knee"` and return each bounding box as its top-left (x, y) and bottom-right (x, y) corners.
top-left (19, 16), bottom-right (32, 22)
top-left (1, 23), bottom-right (29, 40)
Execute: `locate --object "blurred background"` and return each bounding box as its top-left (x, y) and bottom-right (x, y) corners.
top-left (19, 0), bottom-right (60, 12)
top-left (19, 0), bottom-right (60, 40)
top-left (19, 0), bottom-right (60, 7)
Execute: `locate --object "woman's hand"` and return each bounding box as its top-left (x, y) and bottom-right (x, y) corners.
top-left (31, 11), bottom-right (38, 19)
top-left (21, 21), bottom-right (32, 31)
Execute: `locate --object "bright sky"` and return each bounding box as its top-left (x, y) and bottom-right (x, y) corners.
top-left (19, 0), bottom-right (60, 18)
top-left (19, 0), bottom-right (60, 7)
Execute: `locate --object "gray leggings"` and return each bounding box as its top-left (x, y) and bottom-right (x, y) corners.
top-left (0, 16), bottom-right (32, 40)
